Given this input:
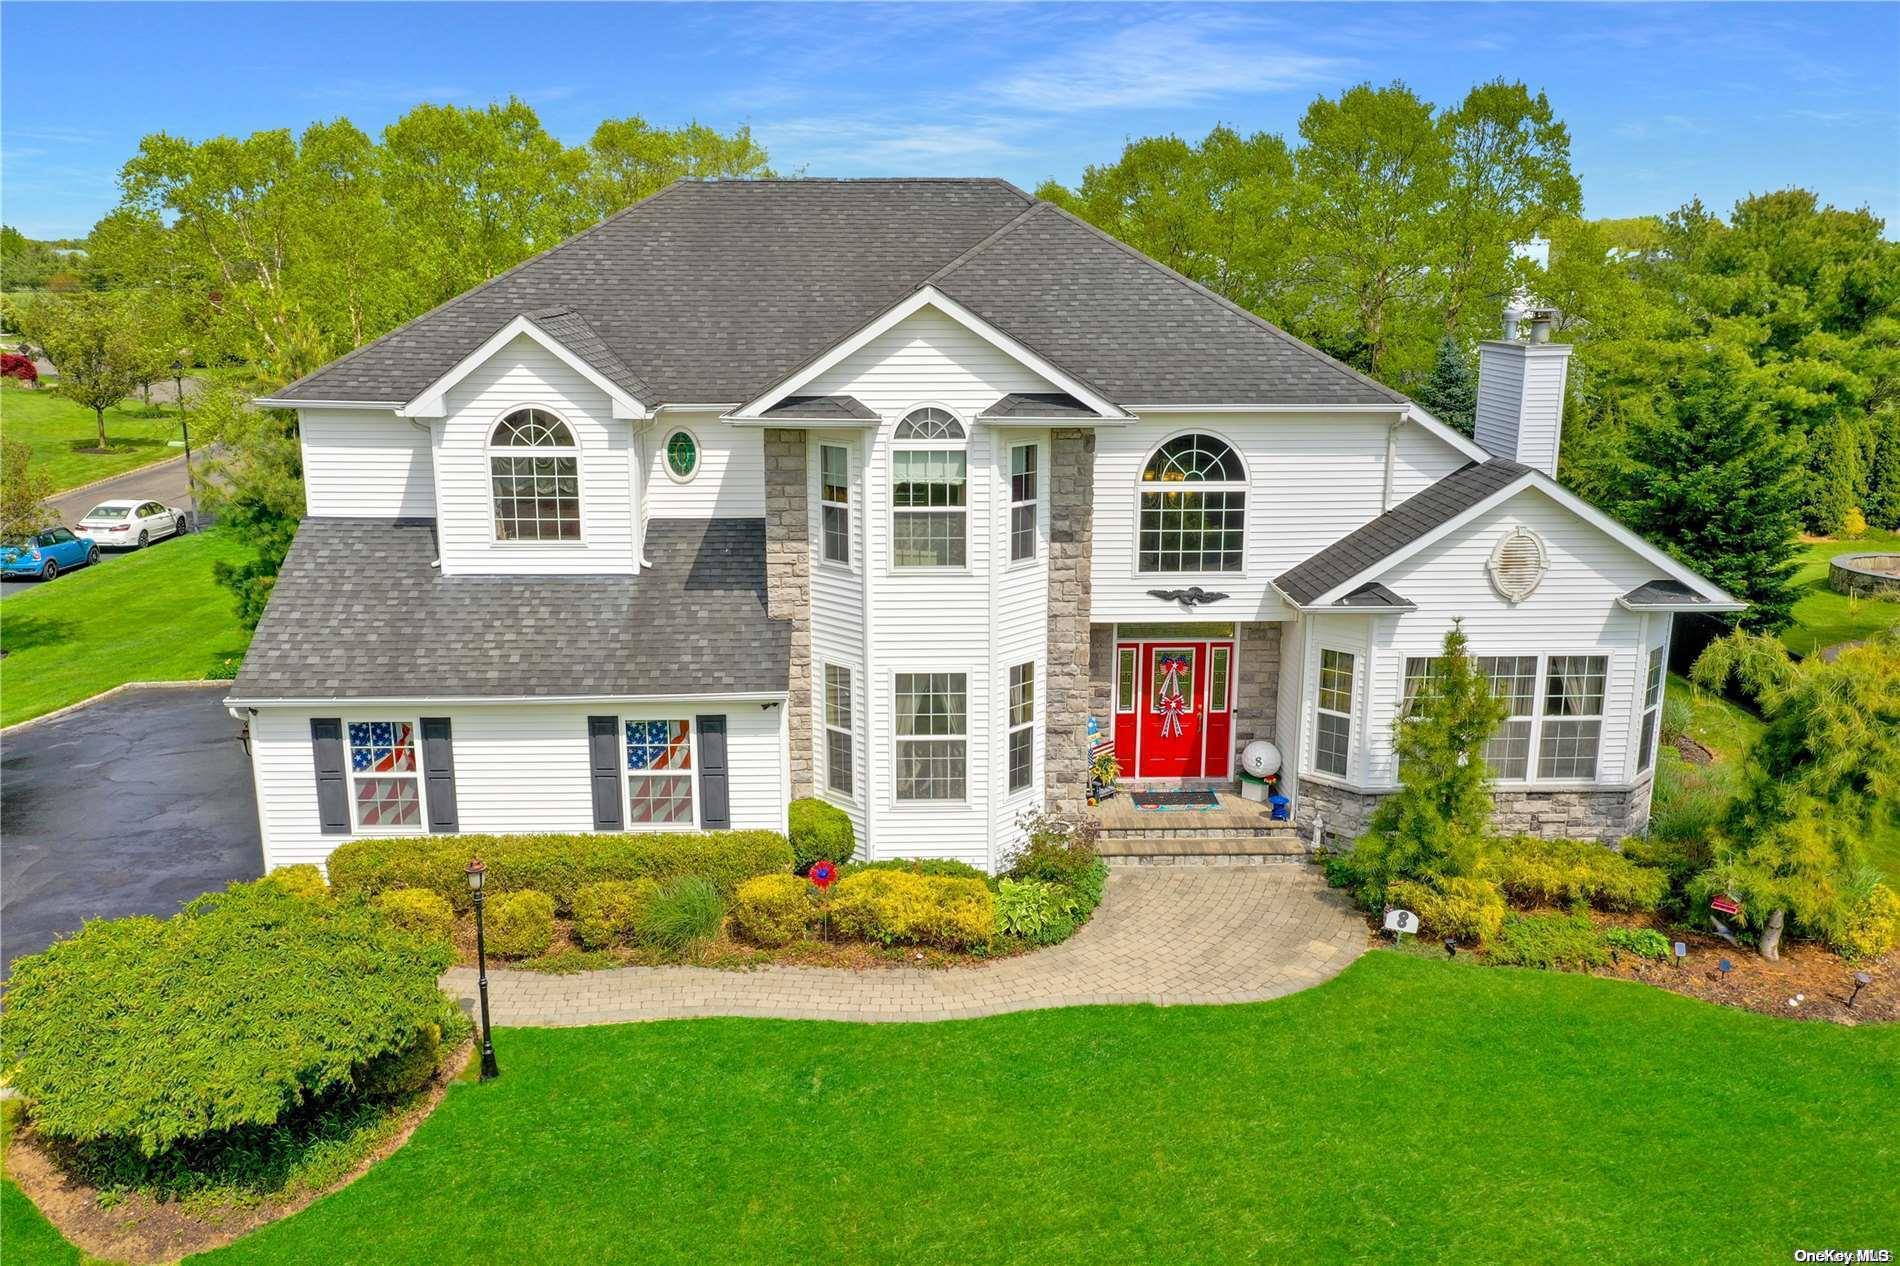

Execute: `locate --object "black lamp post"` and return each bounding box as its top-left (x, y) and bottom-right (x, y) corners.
top-left (466, 859), bottom-right (499, 1081)
top-left (1848, 971), bottom-right (1872, 1009)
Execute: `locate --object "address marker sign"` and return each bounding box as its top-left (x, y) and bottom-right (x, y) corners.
top-left (1384, 908), bottom-right (1419, 937)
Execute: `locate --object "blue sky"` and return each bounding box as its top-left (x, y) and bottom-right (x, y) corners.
top-left (3, 1), bottom-right (1897, 239)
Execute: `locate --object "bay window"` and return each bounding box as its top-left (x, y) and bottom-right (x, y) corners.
top-left (824, 663), bottom-right (854, 798)
top-left (820, 444), bottom-right (850, 566)
top-left (1638, 646), bottom-right (1665, 774)
top-left (1007, 662), bottom-right (1034, 794)
top-left (1313, 649), bottom-right (1355, 777)
top-left (895, 672), bottom-right (967, 801)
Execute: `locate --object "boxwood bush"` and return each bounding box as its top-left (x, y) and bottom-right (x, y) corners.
top-left (328, 829), bottom-right (793, 914)
top-left (0, 879), bottom-right (457, 1156)
top-left (788, 797), bottom-right (856, 873)
top-left (374, 888), bottom-right (456, 945)
top-left (486, 890), bottom-right (556, 959)
top-left (571, 879), bottom-right (660, 949)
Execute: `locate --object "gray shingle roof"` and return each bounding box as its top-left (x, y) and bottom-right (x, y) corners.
top-left (758, 394), bottom-right (879, 422)
top-left (525, 306), bottom-right (655, 404)
top-left (228, 518), bottom-right (789, 701)
top-left (978, 392), bottom-right (1102, 420)
top-left (1276, 459), bottom-right (1532, 605)
top-left (275, 179), bottom-right (1409, 410)
top-left (1332, 582), bottom-right (1416, 610)
top-left (1621, 579), bottom-right (1717, 607)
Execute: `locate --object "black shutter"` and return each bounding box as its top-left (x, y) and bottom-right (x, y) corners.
top-left (589, 716), bottom-right (623, 831)
top-left (311, 717), bottom-right (351, 835)
top-left (696, 714), bottom-right (731, 830)
top-left (421, 717), bottom-right (458, 833)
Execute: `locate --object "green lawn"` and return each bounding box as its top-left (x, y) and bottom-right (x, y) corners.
top-left (0, 954), bottom-right (1834, 1264)
top-left (0, 528), bottom-right (251, 726)
top-left (0, 381), bottom-right (184, 493)
top-left (1783, 531), bottom-right (1900, 657)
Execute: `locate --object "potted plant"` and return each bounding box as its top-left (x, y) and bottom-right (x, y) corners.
top-left (1089, 750), bottom-right (1121, 804)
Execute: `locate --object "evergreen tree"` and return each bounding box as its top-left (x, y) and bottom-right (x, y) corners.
top-left (1611, 348), bottom-right (1805, 632)
top-left (1864, 409), bottom-right (1900, 531)
top-left (1415, 335), bottom-right (1477, 434)
top-left (1347, 622), bottom-right (1508, 907)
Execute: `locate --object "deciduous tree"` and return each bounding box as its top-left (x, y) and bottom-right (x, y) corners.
top-left (19, 293), bottom-right (139, 449)
top-left (0, 437), bottom-right (56, 542)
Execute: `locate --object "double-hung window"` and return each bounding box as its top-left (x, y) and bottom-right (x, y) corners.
top-left (1007, 662), bottom-right (1035, 794)
top-left (1538, 656), bottom-right (1608, 780)
top-left (625, 720), bottom-right (694, 826)
top-left (820, 444), bottom-right (850, 566)
top-left (1638, 646), bottom-right (1665, 773)
top-left (895, 672), bottom-right (967, 801)
top-left (1313, 650), bottom-right (1355, 777)
top-left (348, 720), bottom-right (422, 829)
top-left (892, 408), bottom-right (966, 569)
top-left (1476, 656), bottom-right (1540, 779)
top-left (1009, 443), bottom-right (1038, 563)
top-left (824, 664), bottom-right (854, 798)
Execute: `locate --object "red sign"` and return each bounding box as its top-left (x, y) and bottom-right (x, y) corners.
top-left (1711, 894), bottom-right (1742, 916)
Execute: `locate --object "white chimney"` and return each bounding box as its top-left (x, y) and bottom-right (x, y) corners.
top-left (1475, 308), bottom-right (1571, 477)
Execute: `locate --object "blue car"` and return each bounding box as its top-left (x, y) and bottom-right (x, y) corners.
top-left (1, 527), bottom-right (99, 582)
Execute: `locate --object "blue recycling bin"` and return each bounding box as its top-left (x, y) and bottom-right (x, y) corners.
top-left (1268, 794), bottom-right (1290, 821)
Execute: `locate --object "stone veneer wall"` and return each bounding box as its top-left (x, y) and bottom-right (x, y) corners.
top-left (1296, 779), bottom-right (1655, 847)
top-left (1045, 429), bottom-right (1096, 816)
top-left (1088, 624), bottom-right (1115, 733)
top-left (1232, 622), bottom-right (1283, 755)
top-left (762, 428), bottom-right (813, 799)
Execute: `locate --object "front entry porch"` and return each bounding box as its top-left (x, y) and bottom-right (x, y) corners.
top-left (1108, 635), bottom-right (1236, 779)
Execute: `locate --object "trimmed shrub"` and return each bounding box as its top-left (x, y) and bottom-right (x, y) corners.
top-left (486, 890), bottom-right (555, 959)
top-left (571, 879), bottom-right (660, 950)
top-left (732, 874), bottom-right (815, 947)
top-left (1604, 927), bottom-right (1672, 960)
top-left (1486, 912), bottom-right (1610, 970)
top-left (355, 1024), bottom-right (442, 1098)
top-left (264, 864), bottom-right (329, 901)
top-left (0, 879), bottom-right (455, 1155)
top-left (842, 857), bottom-right (994, 886)
top-left (327, 829), bottom-right (793, 913)
top-left (1479, 836), bottom-right (1669, 912)
top-left (374, 888), bottom-right (455, 945)
top-left (1388, 876), bottom-right (1506, 945)
top-left (640, 878), bottom-right (725, 952)
top-left (1827, 878), bottom-right (1900, 962)
top-left (828, 870), bottom-right (996, 949)
top-left (788, 797), bottom-right (856, 873)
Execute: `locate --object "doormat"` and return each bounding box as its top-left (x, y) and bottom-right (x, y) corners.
top-left (1131, 788), bottom-right (1221, 811)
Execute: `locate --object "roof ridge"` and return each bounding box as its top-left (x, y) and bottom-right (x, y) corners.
top-left (681, 177), bottom-right (1032, 196)
top-left (1026, 202), bottom-right (1409, 407)
top-left (523, 307), bottom-right (657, 404)
top-left (919, 200), bottom-right (1053, 289)
top-left (275, 181), bottom-right (691, 401)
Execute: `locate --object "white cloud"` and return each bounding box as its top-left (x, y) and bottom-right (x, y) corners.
top-left (753, 116), bottom-right (1036, 174)
top-left (985, 17), bottom-right (1349, 113)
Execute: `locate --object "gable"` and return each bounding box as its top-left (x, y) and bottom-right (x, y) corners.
top-left (796, 307), bottom-right (1062, 420)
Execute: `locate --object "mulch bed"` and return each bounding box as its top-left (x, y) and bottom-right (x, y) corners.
top-left (4, 1042), bottom-right (471, 1266)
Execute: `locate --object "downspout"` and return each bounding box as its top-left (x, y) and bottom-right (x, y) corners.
top-left (1381, 416), bottom-right (1404, 512)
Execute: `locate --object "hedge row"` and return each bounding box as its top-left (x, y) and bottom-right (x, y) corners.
top-left (327, 830), bottom-right (793, 914)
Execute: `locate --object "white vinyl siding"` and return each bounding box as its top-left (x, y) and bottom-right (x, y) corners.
top-left (299, 410), bottom-right (436, 518)
top-left (644, 411), bottom-right (765, 519)
top-left (246, 701), bottom-right (787, 872)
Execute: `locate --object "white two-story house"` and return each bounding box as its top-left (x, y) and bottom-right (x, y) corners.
top-left (235, 178), bottom-right (1740, 873)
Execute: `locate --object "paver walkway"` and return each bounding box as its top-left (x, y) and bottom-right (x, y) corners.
top-left (442, 864), bottom-right (1365, 1026)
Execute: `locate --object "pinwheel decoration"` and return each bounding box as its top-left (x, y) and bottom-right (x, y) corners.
top-left (809, 859), bottom-right (838, 890)
top-left (1157, 656), bottom-right (1190, 738)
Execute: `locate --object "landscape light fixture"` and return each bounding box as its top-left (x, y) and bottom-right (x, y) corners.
top-left (1848, 971), bottom-right (1872, 1009)
top-left (466, 859), bottom-right (500, 1081)
top-left (1718, 958), bottom-right (1733, 979)
top-left (1443, 937), bottom-right (1457, 958)
top-left (1673, 941), bottom-right (1688, 968)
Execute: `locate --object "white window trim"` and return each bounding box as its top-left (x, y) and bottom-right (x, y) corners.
top-left (483, 402), bottom-right (587, 546)
top-left (661, 426), bottom-right (701, 484)
top-left (1638, 645), bottom-right (1666, 775)
top-left (890, 668), bottom-right (971, 807)
top-left (1390, 648), bottom-right (1616, 789)
top-left (1006, 661), bottom-right (1036, 798)
top-left (822, 662), bottom-right (856, 803)
top-left (889, 404), bottom-right (971, 575)
top-left (817, 441), bottom-right (855, 572)
top-left (1007, 440), bottom-right (1039, 568)
top-left (1311, 649), bottom-right (1356, 779)
top-left (618, 715), bottom-right (700, 832)
top-left (1115, 645), bottom-right (1138, 715)
top-left (1132, 428), bottom-right (1250, 579)
top-left (343, 716), bottom-right (427, 834)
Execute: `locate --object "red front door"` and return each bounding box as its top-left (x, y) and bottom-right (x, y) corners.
top-left (1113, 639), bottom-right (1235, 779)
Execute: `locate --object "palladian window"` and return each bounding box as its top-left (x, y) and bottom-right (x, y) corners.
top-left (489, 408), bottom-right (580, 541)
top-left (1138, 433), bottom-right (1246, 573)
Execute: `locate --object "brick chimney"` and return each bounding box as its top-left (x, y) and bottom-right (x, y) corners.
top-left (1475, 308), bottom-right (1572, 478)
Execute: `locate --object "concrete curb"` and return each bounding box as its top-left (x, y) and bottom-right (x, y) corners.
top-left (2, 679), bottom-right (231, 736)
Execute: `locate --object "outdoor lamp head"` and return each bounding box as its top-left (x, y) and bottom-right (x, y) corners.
top-left (466, 859), bottom-right (486, 893)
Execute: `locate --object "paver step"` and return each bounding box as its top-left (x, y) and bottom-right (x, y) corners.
top-left (1095, 822), bottom-right (1302, 841)
top-left (1097, 835), bottom-right (1312, 866)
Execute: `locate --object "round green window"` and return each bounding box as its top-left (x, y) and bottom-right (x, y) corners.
top-left (665, 430), bottom-right (698, 481)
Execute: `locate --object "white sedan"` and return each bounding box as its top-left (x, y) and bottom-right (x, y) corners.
top-left (75, 499), bottom-right (191, 549)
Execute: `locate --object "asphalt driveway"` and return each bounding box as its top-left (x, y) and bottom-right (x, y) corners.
top-left (2, 683), bottom-right (261, 973)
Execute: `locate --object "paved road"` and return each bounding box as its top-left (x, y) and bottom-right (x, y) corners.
top-left (1, 454), bottom-right (202, 602)
top-left (1, 684), bottom-right (261, 972)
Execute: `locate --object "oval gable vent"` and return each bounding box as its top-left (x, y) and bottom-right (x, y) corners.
top-left (1488, 528), bottom-right (1548, 603)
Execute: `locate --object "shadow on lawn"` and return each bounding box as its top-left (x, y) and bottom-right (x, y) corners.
top-left (0, 611), bottom-right (77, 655)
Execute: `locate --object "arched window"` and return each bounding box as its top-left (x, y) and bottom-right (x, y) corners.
top-left (891, 406), bottom-right (967, 569)
top-left (1137, 433), bottom-right (1246, 573)
top-left (488, 408), bottom-right (580, 541)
